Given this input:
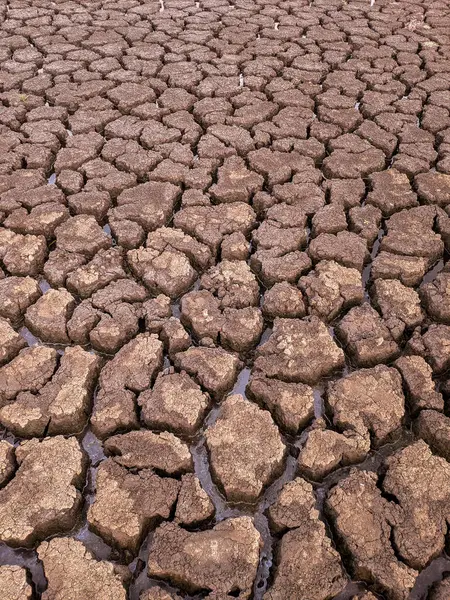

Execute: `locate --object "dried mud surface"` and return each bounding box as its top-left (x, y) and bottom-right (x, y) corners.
top-left (0, 0), bottom-right (450, 598)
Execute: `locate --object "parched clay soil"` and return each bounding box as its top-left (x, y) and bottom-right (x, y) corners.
top-left (0, 0), bottom-right (450, 598)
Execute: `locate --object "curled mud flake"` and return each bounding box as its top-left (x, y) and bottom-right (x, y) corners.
top-left (87, 458), bottom-right (180, 554)
top-left (0, 436), bottom-right (86, 546)
top-left (0, 565), bottom-right (32, 600)
top-left (0, 346), bottom-right (102, 437)
top-left (38, 537), bottom-right (127, 600)
top-left (326, 469), bottom-right (418, 600)
top-left (265, 477), bottom-right (347, 600)
top-left (205, 394), bottom-right (286, 503)
top-left (254, 317), bottom-right (345, 386)
top-left (148, 517), bottom-right (261, 599)
top-left (173, 346), bottom-right (241, 399)
top-left (104, 430), bottom-right (192, 475)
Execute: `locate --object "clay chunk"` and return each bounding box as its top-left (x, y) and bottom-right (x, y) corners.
top-left (327, 365), bottom-right (405, 446)
top-left (326, 470), bottom-right (418, 600)
top-left (0, 346), bottom-right (102, 437)
top-left (247, 374), bottom-right (314, 435)
top-left (205, 395), bottom-right (285, 503)
top-left (298, 260), bottom-right (364, 321)
top-left (139, 372), bottom-right (209, 436)
top-left (383, 441), bottom-right (450, 569)
top-left (88, 458), bottom-right (180, 553)
top-left (415, 410), bottom-right (450, 461)
top-left (0, 436), bottom-right (85, 546)
top-left (148, 517), bottom-right (261, 599)
top-left (38, 537), bottom-right (127, 600)
top-left (0, 317), bottom-right (26, 365)
top-left (421, 272), bottom-right (450, 324)
top-left (0, 276), bottom-right (41, 322)
top-left (24, 288), bottom-right (75, 344)
top-left (173, 346), bottom-right (241, 398)
top-left (91, 333), bottom-right (163, 438)
top-left (298, 421), bottom-right (369, 480)
top-left (0, 565), bottom-right (32, 600)
top-left (174, 473), bottom-right (215, 526)
top-left (395, 355), bottom-right (443, 412)
top-left (336, 304), bottom-right (400, 367)
top-left (104, 430), bottom-right (192, 475)
top-left (265, 478), bottom-right (347, 600)
top-left (0, 440), bottom-right (15, 485)
top-left (0, 346), bottom-right (58, 407)
top-left (254, 317), bottom-right (345, 385)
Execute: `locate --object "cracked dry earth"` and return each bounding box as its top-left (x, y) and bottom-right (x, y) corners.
top-left (1, 0), bottom-right (450, 600)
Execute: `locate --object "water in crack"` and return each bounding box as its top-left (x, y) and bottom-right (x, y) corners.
top-left (409, 556), bottom-right (450, 599)
top-left (0, 543), bottom-right (47, 595)
top-left (313, 388), bottom-right (324, 418)
top-left (74, 429), bottom-right (112, 559)
top-left (422, 258), bottom-right (444, 284)
top-left (362, 227), bottom-right (384, 298)
top-left (232, 367), bottom-right (251, 397)
top-left (39, 279), bottom-right (51, 293)
top-left (19, 326), bottom-right (40, 347)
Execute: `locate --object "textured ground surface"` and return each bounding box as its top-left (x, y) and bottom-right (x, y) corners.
top-left (0, 0), bottom-right (450, 598)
